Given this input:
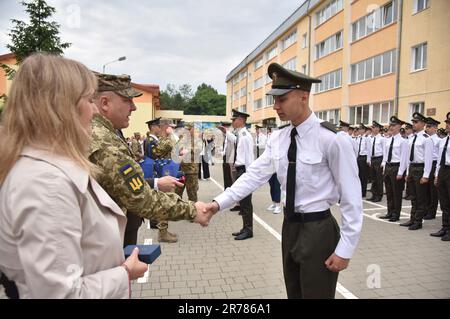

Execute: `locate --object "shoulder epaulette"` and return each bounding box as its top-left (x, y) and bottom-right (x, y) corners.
top-left (423, 133), bottom-right (429, 138)
top-left (320, 121), bottom-right (337, 133)
top-left (278, 124), bottom-right (290, 130)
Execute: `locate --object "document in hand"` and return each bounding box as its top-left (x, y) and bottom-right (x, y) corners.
top-left (123, 245), bottom-right (161, 264)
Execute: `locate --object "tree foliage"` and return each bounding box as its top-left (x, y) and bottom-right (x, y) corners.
top-left (1, 0), bottom-right (71, 79)
top-left (160, 83), bottom-right (225, 116)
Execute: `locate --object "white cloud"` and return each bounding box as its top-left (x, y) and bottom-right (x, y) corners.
top-left (1, 0), bottom-right (304, 94)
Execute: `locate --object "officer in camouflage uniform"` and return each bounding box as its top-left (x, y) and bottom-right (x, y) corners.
top-left (131, 132), bottom-right (143, 162)
top-left (176, 122), bottom-right (200, 202)
top-left (89, 72), bottom-right (210, 246)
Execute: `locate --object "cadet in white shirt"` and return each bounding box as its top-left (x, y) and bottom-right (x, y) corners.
top-left (400, 113), bottom-right (434, 230)
top-left (219, 121), bottom-right (234, 190)
top-left (424, 117), bottom-right (441, 220)
top-left (255, 125), bottom-right (268, 158)
top-left (356, 124), bottom-right (370, 197)
top-left (209, 63), bottom-right (363, 299)
top-left (219, 109), bottom-right (255, 240)
top-left (431, 112), bottom-right (450, 241)
top-left (403, 122), bottom-right (414, 200)
top-left (379, 117), bottom-right (409, 222)
top-left (367, 121), bottom-right (386, 202)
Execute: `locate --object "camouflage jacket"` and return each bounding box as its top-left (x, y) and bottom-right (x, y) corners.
top-left (180, 135), bottom-right (201, 174)
top-left (89, 114), bottom-right (196, 221)
top-left (152, 136), bottom-right (176, 159)
top-left (130, 139), bottom-right (142, 161)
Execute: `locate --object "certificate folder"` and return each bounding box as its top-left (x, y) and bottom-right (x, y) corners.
top-left (123, 245), bottom-right (161, 264)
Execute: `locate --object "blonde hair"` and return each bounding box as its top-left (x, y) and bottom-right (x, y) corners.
top-left (0, 53), bottom-right (97, 184)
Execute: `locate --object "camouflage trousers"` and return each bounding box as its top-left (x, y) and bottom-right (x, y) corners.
top-left (175, 173), bottom-right (199, 202)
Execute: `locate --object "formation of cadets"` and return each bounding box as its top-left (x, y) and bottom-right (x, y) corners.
top-left (338, 112), bottom-right (450, 241)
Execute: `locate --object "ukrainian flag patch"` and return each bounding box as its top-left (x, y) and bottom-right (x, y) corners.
top-left (119, 163), bottom-right (134, 177)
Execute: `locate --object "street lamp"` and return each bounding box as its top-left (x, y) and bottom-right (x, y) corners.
top-left (102, 56), bottom-right (126, 73)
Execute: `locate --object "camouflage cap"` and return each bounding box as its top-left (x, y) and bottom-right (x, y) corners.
top-left (94, 72), bottom-right (143, 98)
top-left (184, 122), bottom-right (194, 129)
top-left (160, 118), bottom-right (176, 127)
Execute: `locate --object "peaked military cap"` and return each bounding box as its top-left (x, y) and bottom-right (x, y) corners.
top-left (358, 123), bottom-right (368, 130)
top-left (219, 121), bottom-right (232, 126)
top-left (389, 116), bottom-right (405, 126)
top-left (160, 118), bottom-right (176, 127)
top-left (445, 112), bottom-right (450, 124)
top-left (255, 124), bottom-right (264, 129)
top-left (231, 109), bottom-right (250, 120)
top-left (411, 112), bottom-right (426, 122)
top-left (400, 127), bottom-right (405, 134)
top-left (266, 63), bottom-right (321, 96)
top-left (146, 117), bottom-right (161, 126)
top-left (94, 72), bottom-right (142, 98)
top-left (437, 128), bottom-right (447, 136)
top-left (339, 120), bottom-right (350, 128)
top-left (426, 117), bottom-right (440, 126)
top-left (372, 120), bottom-right (383, 129)
top-left (404, 122), bottom-right (413, 129)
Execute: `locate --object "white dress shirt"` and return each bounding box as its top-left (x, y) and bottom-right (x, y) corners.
top-left (215, 113), bottom-right (363, 259)
top-left (382, 133), bottom-right (409, 176)
top-left (355, 135), bottom-right (369, 157)
top-left (255, 133), bottom-right (268, 150)
top-left (430, 133), bottom-right (441, 161)
top-left (226, 127), bottom-right (254, 168)
top-left (407, 130), bottom-right (434, 178)
top-left (367, 134), bottom-right (385, 164)
top-left (436, 136), bottom-right (450, 175)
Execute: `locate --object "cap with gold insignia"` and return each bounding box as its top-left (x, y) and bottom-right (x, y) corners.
top-left (445, 112), bottom-right (450, 124)
top-left (372, 120), bottom-right (383, 129)
top-left (411, 112), bottom-right (426, 123)
top-left (404, 122), bottom-right (413, 129)
top-left (94, 72), bottom-right (143, 98)
top-left (358, 123), bottom-right (368, 130)
top-left (146, 117), bottom-right (161, 126)
top-left (231, 109), bottom-right (250, 120)
top-left (339, 120), bottom-right (350, 128)
top-left (266, 63), bottom-right (321, 96)
top-left (389, 116), bottom-right (405, 126)
top-left (425, 117), bottom-right (440, 126)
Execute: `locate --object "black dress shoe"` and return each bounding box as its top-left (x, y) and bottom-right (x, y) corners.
top-left (230, 206), bottom-right (241, 211)
top-left (388, 217), bottom-right (400, 222)
top-left (234, 230), bottom-right (253, 240)
top-left (367, 197), bottom-right (376, 201)
top-left (232, 229), bottom-right (244, 236)
top-left (441, 232), bottom-right (450, 241)
top-left (372, 197), bottom-right (382, 202)
top-left (379, 214), bottom-right (392, 219)
top-left (408, 223), bottom-right (422, 230)
top-left (400, 220), bottom-right (414, 227)
top-left (423, 214), bottom-right (436, 220)
top-left (430, 228), bottom-right (448, 237)
top-left (404, 195), bottom-right (412, 200)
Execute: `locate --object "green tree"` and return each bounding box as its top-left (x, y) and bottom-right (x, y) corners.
top-left (1, 0), bottom-right (71, 79)
top-left (185, 84), bottom-right (226, 116)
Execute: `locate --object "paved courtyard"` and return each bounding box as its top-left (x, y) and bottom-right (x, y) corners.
top-left (1, 164), bottom-right (449, 299)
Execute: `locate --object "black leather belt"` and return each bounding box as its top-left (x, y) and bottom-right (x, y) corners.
top-left (358, 155), bottom-right (367, 158)
top-left (442, 165), bottom-right (450, 169)
top-left (386, 162), bottom-right (400, 167)
top-left (372, 156), bottom-right (383, 160)
top-left (235, 165), bottom-right (245, 171)
top-left (284, 208), bottom-right (331, 223)
top-left (410, 163), bottom-right (425, 167)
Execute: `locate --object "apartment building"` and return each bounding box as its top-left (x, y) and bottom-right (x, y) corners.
top-left (225, 0), bottom-right (449, 128)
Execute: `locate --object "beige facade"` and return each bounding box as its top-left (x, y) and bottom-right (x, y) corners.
top-left (226, 0), bottom-right (449, 129)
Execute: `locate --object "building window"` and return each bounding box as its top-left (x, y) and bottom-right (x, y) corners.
top-left (410, 102), bottom-right (425, 117)
top-left (282, 30), bottom-right (297, 51)
top-left (315, 69), bottom-right (342, 93)
top-left (301, 64), bottom-right (307, 74)
top-left (301, 33), bottom-right (308, 49)
top-left (265, 95), bottom-right (274, 107)
top-left (254, 77), bottom-right (263, 90)
top-left (232, 77), bottom-right (239, 85)
top-left (316, 0), bottom-right (343, 26)
top-left (414, 0), bottom-right (429, 13)
top-left (239, 70), bottom-right (247, 80)
top-left (254, 57), bottom-right (263, 70)
top-left (315, 30), bottom-right (343, 60)
top-left (266, 46), bottom-right (277, 60)
top-left (239, 104), bottom-right (247, 113)
top-left (351, 0), bottom-right (397, 42)
top-left (411, 42), bottom-right (427, 71)
top-left (315, 109), bottom-right (340, 124)
top-left (240, 87), bottom-right (247, 98)
top-left (254, 99), bottom-right (263, 111)
top-left (350, 49), bottom-right (396, 83)
top-left (282, 57), bottom-right (297, 71)
top-left (233, 91), bottom-right (240, 100)
top-left (349, 101), bottom-right (395, 125)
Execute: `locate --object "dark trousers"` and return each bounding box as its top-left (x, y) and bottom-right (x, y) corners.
top-left (384, 164), bottom-right (405, 218)
top-left (438, 167), bottom-right (450, 229)
top-left (409, 165), bottom-right (430, 223)
top-left (269, 173), bottom-right (281, 203)
top-left (0, 272), bottom-right (19, 299)
top-left (427, 161), bottom-right (438, 217)
top-left (357, 155), bottom-right (369, 197)
top-left (236, 166), bottom-right (253, 232)
top-left (123, 212), bottom-right (143, 247)
top-left (282, 215), bottom-right (340, 299)
top-left (370, 157), bottom-right (384, 198)
top-left (405, 178), bottom-right (412, 197)
top-left (222, 156), bottom-right (233, 190)
top-left (198, 156), bottom-right (210, 179)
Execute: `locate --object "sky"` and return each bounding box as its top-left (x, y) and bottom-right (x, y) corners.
top-left (0, 0), bottom-right (306, 94)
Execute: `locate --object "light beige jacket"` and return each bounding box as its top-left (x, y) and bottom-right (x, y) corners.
top-left (0, 147), bottom-right (129, 298)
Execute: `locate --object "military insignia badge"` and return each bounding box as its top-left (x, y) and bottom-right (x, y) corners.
top-left (119, 163), bottom-right (134, 177)
top-left (272, 72), bottom-right (278, 81)
top-left (126, 174), bottom-right (144, 193)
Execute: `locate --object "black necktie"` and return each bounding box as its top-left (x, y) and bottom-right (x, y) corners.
top-left (410, 135), bottom-right (418, 162)
top-left (358, 137), bottom-right (362, 156)
top-left (388, 137), bottom-right (394, 163)
top-left (286, 128), bottom-right (298, 215)
top-left (441, 136), bottom-right (449, 167)
top-left (233, 132), bottom-right (239, 164)
top-left (372, 137), bottom-right (376, 156)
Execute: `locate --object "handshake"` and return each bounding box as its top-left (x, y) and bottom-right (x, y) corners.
top-left (193, 201), bottom-right (220, 227)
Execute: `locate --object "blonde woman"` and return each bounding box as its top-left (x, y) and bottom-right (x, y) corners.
top-left (0, 54), bottom-right (147, 298)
